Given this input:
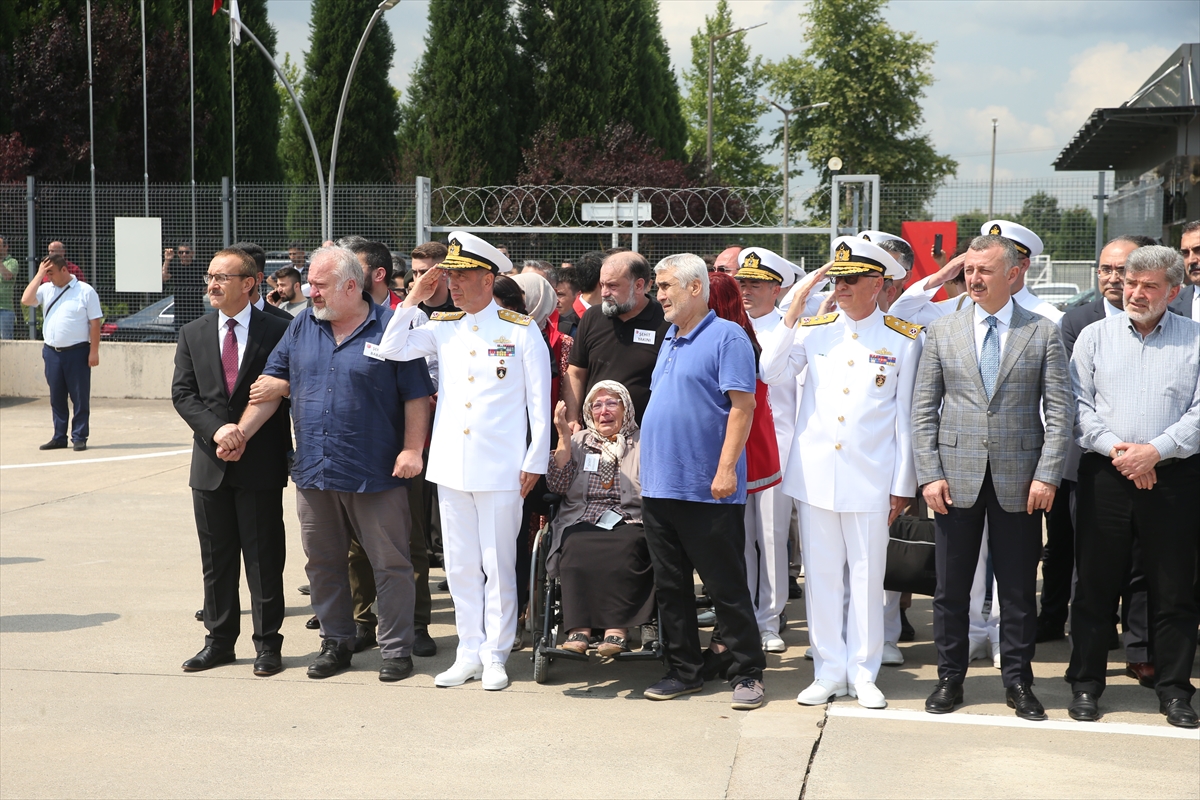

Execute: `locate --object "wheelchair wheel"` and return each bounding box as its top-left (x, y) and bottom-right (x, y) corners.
top-left (533, 638), bottom-right (550, 683)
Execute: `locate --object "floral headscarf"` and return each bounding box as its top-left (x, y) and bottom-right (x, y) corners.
top-left (582, 380), bottom-right (638, 489)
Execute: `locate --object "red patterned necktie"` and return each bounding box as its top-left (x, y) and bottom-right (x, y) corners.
top-left (222, 318), bottom-right (239, 395)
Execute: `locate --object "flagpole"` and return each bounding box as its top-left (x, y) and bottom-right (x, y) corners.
top-left (87, 0), bottom-right (96, 283)
top-left (229, 5), bottom-right (237, 242)
top-left (141, 0), bottom-right (149, 214)
top-left (189, 0), bottom-right (196, 259)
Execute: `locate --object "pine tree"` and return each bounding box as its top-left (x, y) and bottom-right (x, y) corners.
top-left (399, 0), bottom-right (522, 185)
top-left (230, 0), bottom-right (281, 182)
top-left (680, 0), bottom-right (774, 186)
top-left (606, 0), bottom-right (687, 161)
top-left (518, 0), bottom-right (611, 142)
top-left (288, 0), bottom-right (401, 184)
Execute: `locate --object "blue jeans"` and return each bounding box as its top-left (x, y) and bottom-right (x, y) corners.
top-left (42, 343), bottom-right (91, 443)
top-left (0, 308), bottom-right (15, 339)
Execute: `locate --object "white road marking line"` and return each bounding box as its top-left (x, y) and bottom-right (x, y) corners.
top-left (827, 704), bottom-right (1199, 740)
top-left (0, 449), bottom-right (190, 470)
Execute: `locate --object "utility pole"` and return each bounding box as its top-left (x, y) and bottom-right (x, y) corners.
top-left (707, 22), bottom-right (764, 182)
top-left (761, 98), bottom-right (829, 258)
top-left (987, 118), bottom-right (998, 217)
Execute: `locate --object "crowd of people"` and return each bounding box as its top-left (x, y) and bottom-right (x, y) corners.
top-left (22, 216), bottom-right (1196, 727)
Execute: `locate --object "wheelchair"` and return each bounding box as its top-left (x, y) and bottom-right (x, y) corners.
top-left (528, 493), bottom-right (664, 684)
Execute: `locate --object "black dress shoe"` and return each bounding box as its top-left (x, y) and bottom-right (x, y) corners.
top-left (194, 609), bottom-right (203, 621)
top-left (39, 439), bottom-right (68, 451)
top-left (297, 584), bottom-right (310, 596)
top-left (1160, 698), bottom-right (1200, 729)
top-left (1068, 691), bottom-right (1099, 721)
top-left (253, 650), bottom-right (283, 676)
top-left (182, 645), bottom-right (236, 672)
top-left (898, 608), bottom-right (916, 643)
top-left (1035, 619), bottom-right (1065, 643)
top-left (353, 623), bottom-right (377, 653)
top-left (379, 656), bottom-right (414, 682)
top-left (788, 577), bottom-right (803, 600)
top-left (925, 679), bottom-right (964, 714)
top-left (72, 440), bottom-right (87, 451)
top-left (305, 615), bottom-right (320, 630)
top-left (412, 627), bottom-right (437, 657)
top-left (1006, 683), bottom-right (1047, 721)
top-left (307, 638), bottom-right (352, 679)
top-left (436, 579), bottom-right (449, 591)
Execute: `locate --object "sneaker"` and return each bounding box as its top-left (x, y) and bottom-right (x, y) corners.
top-left (640, 622), bottom-right (659, 651)
top-left (761, 631), bottom-right (786, 653)
top-left (850, 681), bottom-right (887, 709)
top-left (881, 641), bottom-right (904, 666)
top-left (797, 679), bottom-right (848, 705)
top-left (482, 660), bottom-right (509, 691)
top-left (697, 609), bottom-right (717, 628)
top-left (731, 678), bottom-right (765, 710)
top-left (645, 673), bottom-right (703, 701)
top-left (434, 660), bottom-right (484, 687)
top-left (306, 638), bottom-right (352, 679)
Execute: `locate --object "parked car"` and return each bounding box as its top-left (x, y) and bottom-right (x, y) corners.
top-left (1062, 287), bottom-right (1098, 310)
top-left (100, 296), bottom-right (176, 342)
top-left (1029, 282), bottom-right (1081, 310)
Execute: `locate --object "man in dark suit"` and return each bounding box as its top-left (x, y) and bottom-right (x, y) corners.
top-left (912, 234), bottom-right (1073, 720)
top-left (231, 241), bottom-right (295, 323)
top-left (172, 248), bottom-right (293, 676)
top-left (1168, 220), bottom-right (1199, 320)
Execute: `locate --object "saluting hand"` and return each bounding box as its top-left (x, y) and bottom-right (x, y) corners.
top-left (402, 267), bottom-right (444, 308)
top-left (783, 261), bottom-right (833, 329)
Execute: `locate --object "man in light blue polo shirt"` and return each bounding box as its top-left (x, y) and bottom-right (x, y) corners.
top-left (639, 253), bottom-right (767, 711)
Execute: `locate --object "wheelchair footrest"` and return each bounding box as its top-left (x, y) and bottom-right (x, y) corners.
top-left (543, 647), bottom-right (590, 662)
top-left (613, 648), bottom-right (661, 662)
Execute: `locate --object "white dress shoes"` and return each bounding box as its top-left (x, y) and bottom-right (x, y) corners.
top-left (968, 640), bottom-right (990, 662)
top-left (881, 642), bottom-right (904, 666)
top-left (797, 679), bottom-right (848, 705)
top-left (434, 660), bottom-right (483, 687)
top-left (849, 681), bottom-right (887, 709)
top-left (761, 631), bottom-right (786, 653)
top-left (990, 640), bottom-right (1001, 670)
top-left (804, 646), bottom-right (814, 660)
top-left (482, 660), bottom-right (509, 691)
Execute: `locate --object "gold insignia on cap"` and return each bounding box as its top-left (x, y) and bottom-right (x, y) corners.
top-left (989, 224), bottom-right (1002, 236)
top-left (862, 234), bottom-right (872, 242)
top-left (834, 242), bottom-right (852, 262)
top-left (447, 241), bottom-right (462, 259)
top-left (743, 252), bottom-right (761, 271)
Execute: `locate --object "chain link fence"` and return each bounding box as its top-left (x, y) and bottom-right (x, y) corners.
top-left (0, 174), bottom-right (1154, 340)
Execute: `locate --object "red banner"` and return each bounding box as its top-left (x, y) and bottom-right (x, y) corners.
top-left (900, 221), bottom-right (958, 302)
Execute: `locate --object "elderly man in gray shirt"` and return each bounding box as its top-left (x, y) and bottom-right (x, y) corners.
top-left (1066, 245), bottom-right (1200, 729)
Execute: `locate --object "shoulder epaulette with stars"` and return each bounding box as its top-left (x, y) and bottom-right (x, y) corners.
top-left (497, 308), bottom-right (532, 326)
top-left (799, 312), bottom-right (839, 327)
top-left (430, 311), bottom-right (465, 321)
top-left (884, 315), bottom-right (924, 339)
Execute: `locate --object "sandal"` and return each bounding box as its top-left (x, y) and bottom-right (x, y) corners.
top-left (596, 635), bottom-right (629, 657)
top-left (561, 632), bottom-right (590, 654)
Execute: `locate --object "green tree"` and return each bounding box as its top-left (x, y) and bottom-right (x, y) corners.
top-left (680, 0), bottom-right (773, 186)
top-left (767, 0), bottom-right (956, 220)
top-left (606, 0), bottom-right (686, 161)
top-left (288, 0), bottom-right (400, 184)
top-left (1016, 192), bottom-right (1096, 260)
top-left (230, 0), bottom-right (281, 182)
top-left (518, 0), bottom-right (611, 142)
top-left (399, 0), bottom-right (523, 185)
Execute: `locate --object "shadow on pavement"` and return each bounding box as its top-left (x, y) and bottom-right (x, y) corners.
top-left (0, 613), bottom-right (120, 633)
top-left (0, 557), bottom-right (44, 565)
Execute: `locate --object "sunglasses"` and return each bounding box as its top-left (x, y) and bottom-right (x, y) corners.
top-left (833, 275), bottom-right (865, 285)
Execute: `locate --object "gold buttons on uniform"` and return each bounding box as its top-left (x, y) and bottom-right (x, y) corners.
top-left (843, 387), bottom-right (850, 394)
top-left (463, 428), bottom-right (470, 434)
top-left (838, 416), bottom-right (845, 422)
top-left (465, 402), bottom-right (471, 408)
top-left (848, 360), bottom-right (854, 366)
top-left (472, 325), bottom-right (479, 331)
top-left (851, 333), bottom-right (859, 339)
top-left (470, 350), bottom-right (476, 356)
top-left (835, 443), bottom-right (842, 450)
top-left (468, 376), bottom-right (475, 382)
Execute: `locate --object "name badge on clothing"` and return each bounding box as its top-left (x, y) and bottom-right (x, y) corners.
top-left (583, 453), bottom-right (600, 472)
top-left (633, 329), bottom-right (656, 345)
top-left (363, 341), bottom-right (385, 361)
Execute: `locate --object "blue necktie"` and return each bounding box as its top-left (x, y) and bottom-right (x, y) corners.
top-left (980, 315), bottom-right (999, 400)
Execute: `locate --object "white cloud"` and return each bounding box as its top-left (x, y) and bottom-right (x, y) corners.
top-left (1046, 42), bottom-right (1172, 136)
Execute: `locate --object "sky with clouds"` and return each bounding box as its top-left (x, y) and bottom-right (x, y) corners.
top-left (264, 0), bottom-right (1197, 186)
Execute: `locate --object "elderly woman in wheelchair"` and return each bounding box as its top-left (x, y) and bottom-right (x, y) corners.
top-left (545, 380), bottom-right (655, 657)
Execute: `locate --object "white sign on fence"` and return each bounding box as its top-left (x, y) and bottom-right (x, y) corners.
top-left (114, 217), bottom-right (163, 292)
top-left (580, 202), bottom-right (652, 223)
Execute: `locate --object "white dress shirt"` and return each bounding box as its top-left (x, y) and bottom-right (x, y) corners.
top-left (973, 299), bottom-right (1013, 362)
top-left (1104, 298), bottom-right (1122, 317)
top-left (36, 277), bottom-right (103, 348)
top-left (216, 302), bottom-right (252, 371)
top-left (1192, 288), bottom-right (1199, 322)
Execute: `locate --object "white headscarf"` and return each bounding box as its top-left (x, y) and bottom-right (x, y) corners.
top-left (513, 272), bottom-right (557, 330)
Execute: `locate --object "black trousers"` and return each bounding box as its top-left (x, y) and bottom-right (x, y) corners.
top-left (933, 467), bottom-right (1043, 687)
top-left (1068, 453), bottom-right (1199, 702)
top-left (642, 497), bottom-right (765, 685)
top-left (192, 482), bottom-right (287, 653)
top-left (1038, 479), bottom-right (1074, 627)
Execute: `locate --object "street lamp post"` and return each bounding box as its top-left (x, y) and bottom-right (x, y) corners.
top-left (707, 22), bottom-right (765, 181)
top-left (329, 0), bottom-right (401, 237)
top-left (761, 98), bottom-right (829, 258)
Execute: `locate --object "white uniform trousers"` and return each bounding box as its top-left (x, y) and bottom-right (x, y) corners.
top-left (968, 526), bottom-right (1000, 649)
top-left (438, 486), bottom-right (522, 666)
top-left (883, 591), bottom-right (903, 643)
top-left (797, 502), bottom-right (889, 685)
top-left (744, 485), bottom-right (792, 636)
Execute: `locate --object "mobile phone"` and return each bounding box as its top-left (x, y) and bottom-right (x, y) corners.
top-left (933, 234), bottom-right (944, 256)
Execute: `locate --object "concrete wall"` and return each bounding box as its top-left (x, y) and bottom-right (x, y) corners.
top-left (0, 341), bottom-right (176, 399)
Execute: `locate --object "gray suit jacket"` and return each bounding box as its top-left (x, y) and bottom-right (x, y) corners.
top-left (911, 302), bottom-right (1074, 513)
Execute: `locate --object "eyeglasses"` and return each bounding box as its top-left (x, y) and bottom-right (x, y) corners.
top-left (590, 399), bottom-right (622, 412)
top-left (205, 272), bottom-right (251, 284)
top-left (1097, 266), bottom-right (1126, 278)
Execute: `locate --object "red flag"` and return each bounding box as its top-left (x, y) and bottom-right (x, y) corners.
top-left (212, 0), bottom-right (222, 15)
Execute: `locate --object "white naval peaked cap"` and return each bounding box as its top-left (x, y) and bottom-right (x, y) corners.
top-left (735, 247), bottom-right (804, 288)
top-left (828, 235), bottom-right (905, 281)
top-left (441, 230), bottom-right (513, 274)
top-left (858, 230), bottom-right (905, 246)
top-left (981, 219), bottom-right (1043, 259)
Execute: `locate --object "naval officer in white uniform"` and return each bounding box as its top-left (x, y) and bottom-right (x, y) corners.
top-left (760, 236), bottom-right (923, 710)
top-left (378, 231), bottom-right (551, 691)
top-left (735, 247), bottom-right (804, 653)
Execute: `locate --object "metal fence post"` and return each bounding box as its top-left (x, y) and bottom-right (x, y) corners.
top-left (829, 176), bottom-right (841, 254)
top-left (611, 195), bottom-right (619, 249)
top-left (631, 190), bottom-right (639, 253)
top-left (221, 176), bottom-right (231, 247)
top-left (1093, 171), bottom-right (1106, 294)
top-left (416, 176), bottom-right (431, 245)
top-left (26, 175), bottom-right (37, 339)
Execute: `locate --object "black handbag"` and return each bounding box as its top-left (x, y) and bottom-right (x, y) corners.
top-left (884, 515), bottom-right (937, 596)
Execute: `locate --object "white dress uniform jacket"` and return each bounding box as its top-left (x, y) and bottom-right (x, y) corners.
top-left (891, 276), bottom-right (1062, 326)
top-left (751, 309), bottom-right (799, 468)
top-left (377, 300), bottom-right (551, 489)
top-left (760, 307), bottom-right (923, 513)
